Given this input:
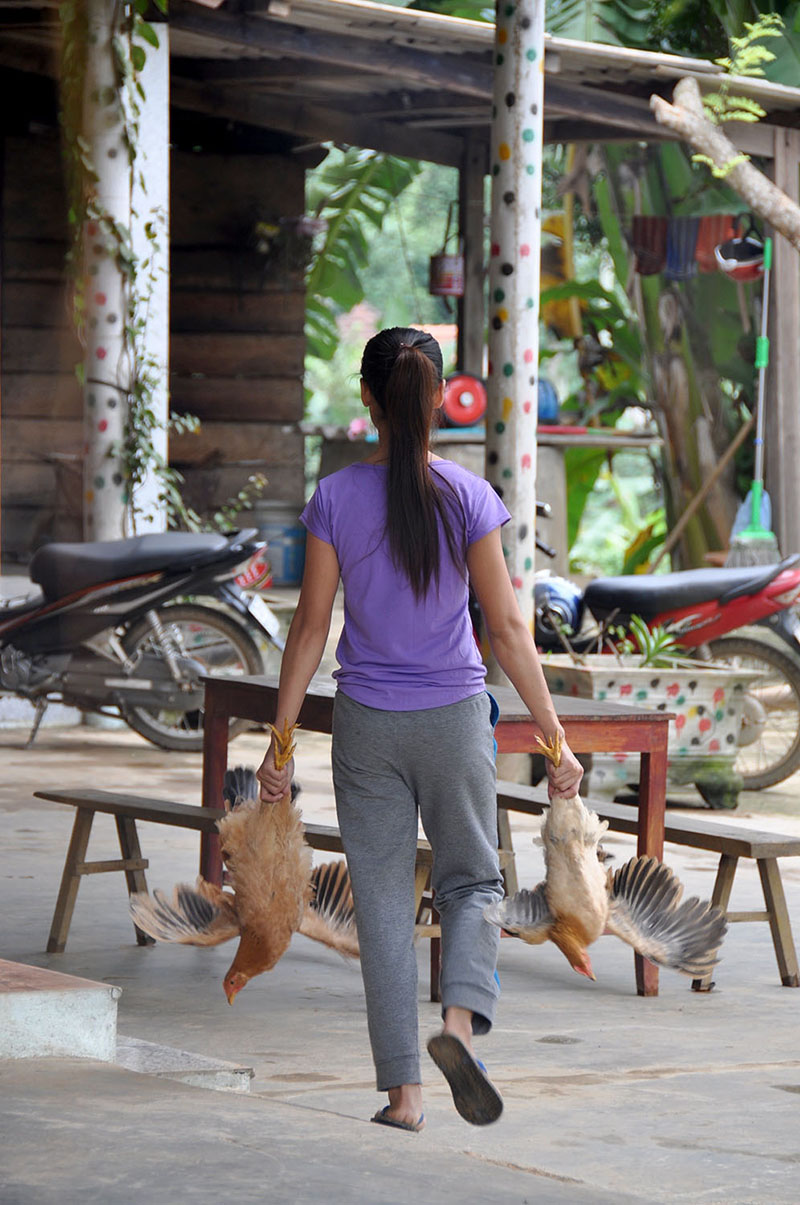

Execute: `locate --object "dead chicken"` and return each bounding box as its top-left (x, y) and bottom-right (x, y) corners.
top-left (130, 723), bottom-right (358, 1003)
top-left (485, 733), bottom-right (727, 982)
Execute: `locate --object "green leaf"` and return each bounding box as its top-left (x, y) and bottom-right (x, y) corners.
top-left (135, 19), bottom-right (160, 48)
top-left (131, 43), bottom-right (146, 72)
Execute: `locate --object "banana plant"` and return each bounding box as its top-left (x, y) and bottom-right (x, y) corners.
top-left (305, 149), bottom-right (421, 364)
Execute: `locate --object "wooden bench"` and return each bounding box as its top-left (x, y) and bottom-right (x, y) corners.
top-left (496, 779), bottom-right (800, 990)
top-left (35, 788), bottom-right (438, 955)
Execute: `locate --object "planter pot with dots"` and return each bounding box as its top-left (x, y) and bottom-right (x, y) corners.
top-left (542, 654), bottom-right (762, 809)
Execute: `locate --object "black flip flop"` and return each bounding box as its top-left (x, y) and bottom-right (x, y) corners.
top-left (370, 1105), bottom-right (425, 1133)
top-left (426, 1033), bottom-right (503, 1126)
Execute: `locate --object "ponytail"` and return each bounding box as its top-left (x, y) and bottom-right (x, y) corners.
top-left (361, 327), bottom-right (465, 597)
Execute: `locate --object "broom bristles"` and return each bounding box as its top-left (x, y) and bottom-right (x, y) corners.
top-left (725, 530), bottom-right (781, 566)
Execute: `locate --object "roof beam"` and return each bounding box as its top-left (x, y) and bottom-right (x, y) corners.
top-left (171, 76), bottom-right (472, 167)
top-left (170, 0), bottom-right (494, 98)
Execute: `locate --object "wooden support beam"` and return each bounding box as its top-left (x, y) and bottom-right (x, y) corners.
top-left (768, 126), bottom-right (800, 556)
top-left (457, 132), bottom-right (486, 376)
top-left (171, 77), bottom-right (467, 167)
top-left (170, 1), bottom-right (494, 98)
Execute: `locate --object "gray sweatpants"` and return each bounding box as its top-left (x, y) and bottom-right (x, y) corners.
top-left (331, 690), bottom-right (504, 1092)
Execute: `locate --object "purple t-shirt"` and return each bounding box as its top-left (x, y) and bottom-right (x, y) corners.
top-left (300, 459), bottom-right (511, 711)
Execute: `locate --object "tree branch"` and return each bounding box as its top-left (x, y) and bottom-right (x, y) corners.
top-left (650, 76), bottom-right (800, 251)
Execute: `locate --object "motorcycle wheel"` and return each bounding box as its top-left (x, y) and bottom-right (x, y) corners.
top-left (119, 603), bottom-right (265, 752)
top-left (707, 636), bottom-right (800, 790)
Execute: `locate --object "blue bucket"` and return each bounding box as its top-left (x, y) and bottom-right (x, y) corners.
top-left (253, 503), bottom-right (306, 587)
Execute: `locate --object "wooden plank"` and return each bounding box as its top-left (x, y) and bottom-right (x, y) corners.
top-left (3, 418), bottom-right (83, 460)
top-left (170, 422), bottom-right (304, 467)
top-left (3, 137), bottom-right (69, 241)
top-left (172, 150), bottom-right (304, 246)
top-left (170, 247), bottom-right (303, 290)
top-left (75, 858), bottom-right (149, 875)
top-left (171, 77), bottom-right (469, 170)
top-left (169, 375), bottom-right (302, 422)
top-left (2, 239), bottom-right (69, 281)
top-left (170, 332), bottom-right (304, 378)
top-left (496, 781), bottom-right (800, 860)
top-left (179, 466), bottom-right (304, 514)
top-left (171, 289), bottom-right (305, 334)
top-left (2, 328), bottom-right (80, 374)
top-left (170, 5), bottom-right (494, 100)
top-left (33, 789), bottom-right (225, 831)
top-left (2, 280), bottom-right (73, 328)
top-left (0, 372), bottom-right (82, 418)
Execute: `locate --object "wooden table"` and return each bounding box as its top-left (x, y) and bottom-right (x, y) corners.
top-left (200, 675), bottom-right (670, 996)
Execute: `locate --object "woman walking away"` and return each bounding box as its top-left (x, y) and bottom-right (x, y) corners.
top-left (257, 326), bottom-right (583, 1132)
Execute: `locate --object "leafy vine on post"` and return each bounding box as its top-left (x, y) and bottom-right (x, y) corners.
top-left (59, 0), bottom-right (204, 538)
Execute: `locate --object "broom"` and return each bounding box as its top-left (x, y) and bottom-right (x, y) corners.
top-left (726, 236), bottom-right (781, 566)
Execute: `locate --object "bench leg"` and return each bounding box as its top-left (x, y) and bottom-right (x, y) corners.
top-left (47, 808), bottom-right (94, 953)
top-left (757, 858), bottom-right (800, 987)
top-left (692, 853), bottom-right (738, 992)
top-left (497, 809), bottom-right (518, 897)
top-left (115, 816), bottom-right (155, 947)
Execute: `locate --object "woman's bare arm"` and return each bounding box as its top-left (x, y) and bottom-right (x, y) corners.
top-left (467, 526), bottom-right (583, 796)
top-left (256, 533), bottom-right (340, 801)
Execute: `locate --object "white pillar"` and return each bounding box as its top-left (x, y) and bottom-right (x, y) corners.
top-left (130, 27), bottom-right (170, 533)
top-left (82, 0), bottom-right (130, 542)
top-left (485, 0), bottom-right (545, 630)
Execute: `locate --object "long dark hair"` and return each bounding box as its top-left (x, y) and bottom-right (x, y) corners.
top-left (360, 327), bottom-right (465, 597)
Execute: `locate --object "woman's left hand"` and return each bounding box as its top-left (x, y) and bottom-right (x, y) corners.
top-left (545, 735), bottom-right (584, 799)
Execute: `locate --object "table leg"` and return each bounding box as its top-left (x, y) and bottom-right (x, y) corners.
top-left (200, 700), bottom-right (230, 886)
top-left (430, 901), bottom-right (441, 1003)
top-left (634, 739), bottom-right (668, 996)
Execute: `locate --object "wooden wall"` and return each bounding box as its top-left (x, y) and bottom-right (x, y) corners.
top-left (1, 79), bottom-right (308, 563)
top-left (1, 127), bottom-right (84, 558)
top-left (168, 145), bottom-right (307, 518)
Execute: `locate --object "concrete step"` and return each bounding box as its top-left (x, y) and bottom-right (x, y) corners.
top-left (0, 959), bottom-right (120, 1060)
top-left (115, 1035), bottom-right (254, 1093)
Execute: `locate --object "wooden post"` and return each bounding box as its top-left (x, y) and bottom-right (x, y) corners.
top-left (485, 0), bottom-right (544, 629)
top-left (768, 127), bottom-right (800, 556)
top-left (457, 133), bottom-right (486, 376)
top-left (82, 0), bottom-right (131, 541)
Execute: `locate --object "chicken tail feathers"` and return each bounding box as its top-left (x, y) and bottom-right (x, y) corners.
top-left (129, 881), bottom-right (240, 946)
top-left (607, 856), bottom-right (728, 978)
top-left (222, 766), bottom-right (259, 810)
top-left (298, 860), bottom-right (359, 957)
top-left (484, 882), bottom-right (553, 944)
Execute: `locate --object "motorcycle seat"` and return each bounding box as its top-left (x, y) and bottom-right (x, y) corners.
top-left (29, 532), bottom-right (232, 600)
top-left (584, 560), bottom-right (796, 622)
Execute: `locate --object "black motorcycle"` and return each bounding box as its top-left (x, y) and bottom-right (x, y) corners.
top-left (0, 528), bottom-right (284, 751)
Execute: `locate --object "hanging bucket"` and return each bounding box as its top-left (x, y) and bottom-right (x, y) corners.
top-left (442, 374), bottom-right (487, 426)
top-left (250, 501), bottom-right (306, 587)
top-left (429, 252), bottom-right (465, 297)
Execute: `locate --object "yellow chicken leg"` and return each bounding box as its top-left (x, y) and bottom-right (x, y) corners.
top-left (535, 731), bottom-right (562, 769)
top-left (268, 719), bottom-right (299, 769)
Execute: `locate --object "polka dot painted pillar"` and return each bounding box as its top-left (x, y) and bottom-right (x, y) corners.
top-left (81, 0), bottom-right (131, 541)
top-left (486, 0), bottom-right (544, 630)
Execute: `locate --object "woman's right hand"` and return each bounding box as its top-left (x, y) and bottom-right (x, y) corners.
top-left (256, 740), bottom-right (295, 804)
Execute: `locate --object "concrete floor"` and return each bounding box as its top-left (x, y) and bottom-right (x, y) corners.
top-left (2, 594), bottom-right (800, 1205)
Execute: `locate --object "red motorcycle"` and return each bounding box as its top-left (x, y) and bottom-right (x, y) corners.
top-left (535, 555), bottom-right (800, 790)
